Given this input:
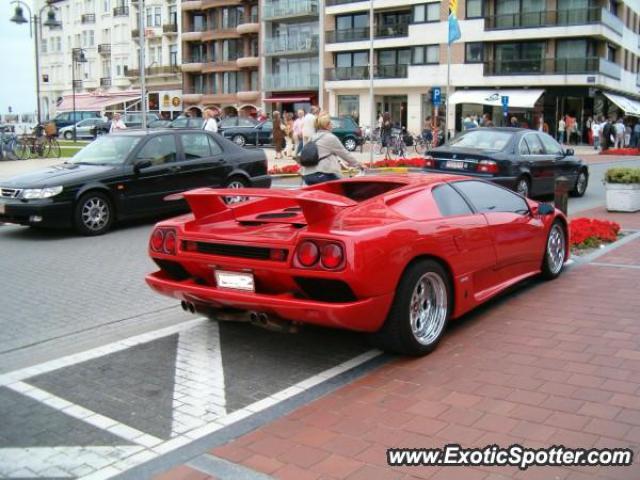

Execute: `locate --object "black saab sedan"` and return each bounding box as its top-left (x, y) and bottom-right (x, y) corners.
top-left (0, 129), bottom-right (270, 235)
top-left (424, 128), bottom-right (589, 198)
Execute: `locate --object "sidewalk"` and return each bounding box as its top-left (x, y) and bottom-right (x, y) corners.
top-left (154, 210), bottom-right (640, 480)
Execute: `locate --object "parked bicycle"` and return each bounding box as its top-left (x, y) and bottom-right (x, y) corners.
top-left (376, 129), bottom-right (409, 160)
top-left (15, 124), bottom-right (61, 160)
top-left (0, 127), bottom-right (19, 160)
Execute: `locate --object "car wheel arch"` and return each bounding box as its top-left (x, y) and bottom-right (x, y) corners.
top-left (225, 171), bottom-right (251, 184)
top-left (74, 186), bottom-right (118, 218)
top-left (398, 254), bottom-right (456, 311)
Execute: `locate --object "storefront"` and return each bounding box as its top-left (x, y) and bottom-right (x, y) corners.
top-left (263, 93), bottom-right (317, 116)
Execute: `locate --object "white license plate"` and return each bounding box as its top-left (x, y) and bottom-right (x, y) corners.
top-left (215, 270), bottom-right (254, 292)
top-left (0, 203), bottom-right (4, 214)
top-left (445, 161), bottom-right (466, 170)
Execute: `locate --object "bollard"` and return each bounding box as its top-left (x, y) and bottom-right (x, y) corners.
top-left (554, 175), bottom-right (570, 215)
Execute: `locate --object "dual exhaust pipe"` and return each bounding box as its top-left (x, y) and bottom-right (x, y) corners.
top-left (181, 300), bottom-right (197, 314)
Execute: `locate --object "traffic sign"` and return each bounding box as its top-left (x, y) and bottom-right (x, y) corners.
top-left (432, 87), bottom-right (442, 107)
top-left (501, 95), bottom-right (509, 108)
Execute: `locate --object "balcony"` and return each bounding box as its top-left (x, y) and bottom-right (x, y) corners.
top-left (264, 73), bottom-right (319, 91)
top-left (81, 13), bottom-right (95, 24)
top-left (100, 77), bottom-right (112, 87)
top-left (326, 28), bottom-right (369, 43)
top-left (483, 57), bottom-right (620, 79)
top-left (113, 6), bottom-right (129, 16)
top-left (237, 56), bottom-right (259, 68)
top-left (237, 12), bottom-right (259, 34)
top-left (375, 22), bottom-right (409, 39)
top-left (98, 44), bottom-right (111, 55)
top-left (326, 0), bottom-right (367, 5)
top-left (125, 66), bottom-right (180, 77)
top-left (163, 23), bottom-right (178, 34)
top-left (325, 64), bottom-right (408, 81)
top-left (183, 24), bottom-right (206, 41)
top-left (237, 90), bottom-right (260, 102)
top-left (484, 7), bottom-right (623, 32)
top-left (263, 0), bottom-right (318, 21)
top-left (264, 35), bottom-right (319, 56)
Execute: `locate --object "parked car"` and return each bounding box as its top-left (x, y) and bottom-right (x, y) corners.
top-left (58, 118), bottom-right (105, 140)
top-left (0, 129), bottom-right (270, 235)
top-left (123, 113), bottom-right (160, 129)
top-left (222, 116), bottom-right (364, 151)
top-left (52, 111), bottom-right (101, 130)
top-left (424, 128), bottom-right (589, 198)
top-left (148, 119), bottom-right (173, 129)
top-left (168, 116), bottom-right (205, 129)
top-left (146, 174), bottom-right (568, 356)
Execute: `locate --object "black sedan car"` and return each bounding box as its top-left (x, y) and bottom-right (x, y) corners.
top-left (423, 128), bottom-right (589, 198)
top-left (0, 129), bottom-right (270, 235)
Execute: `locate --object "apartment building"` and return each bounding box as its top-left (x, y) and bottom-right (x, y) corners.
top-left (324, 0), bottom-right (640, 136)
top-left (38, 0), bottom-right (183, 119)
top-left (180, 0), bottom-right (260, 117)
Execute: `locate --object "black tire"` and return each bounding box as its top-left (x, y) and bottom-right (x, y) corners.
top-left (64, 131), bottom-right (73, 140)
top-left (15, 139), bottom-right (31, 160)
top-left (224, 176), bottom-right (249, 204)
top-left (570, 169), bottom-right (588, 197)
top-left (45, 139), bottom-right (61, 158)
top-left (73, 191), bottom-right (114, 236)
top-left (369, 259), bottom-right (451, 356)
top-left (541, 220), bottom-right (566, 280)
top-left (232, 134), bottom-right (246, 147)
top-left (515, 176), bottom-right (531, 198)
top-left (343, 137), bottom-right (357, 152)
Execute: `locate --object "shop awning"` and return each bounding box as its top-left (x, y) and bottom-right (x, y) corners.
top-left (263, 96), bottom-right (311, 103)
top-left (603, 92), bottom-right (640, 118)
top-left (57, 92), bottom-right (142, 112)
top-left (449, 89), bottom-right (545, 109)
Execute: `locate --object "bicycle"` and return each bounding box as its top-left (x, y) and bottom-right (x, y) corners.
top-left (15, 126), bottom-right (61, 160)
top-left (0, 129), bottom-right (19, 160)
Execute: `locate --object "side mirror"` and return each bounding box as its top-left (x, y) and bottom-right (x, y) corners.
top-left (134, 159), bottom-right (152, 173)
top-left (537, 203), bottom-right (555, 216)
top-left (564, 148), bottom-right (574, 156)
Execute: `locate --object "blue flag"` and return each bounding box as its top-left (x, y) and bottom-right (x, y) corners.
top-left (448, 0), bottom-right (461, 44)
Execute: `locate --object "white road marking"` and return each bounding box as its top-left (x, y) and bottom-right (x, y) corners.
top-left (171, 322), bottom-right (227, 436)
top-left (0, 447), bottom-right (144, 478)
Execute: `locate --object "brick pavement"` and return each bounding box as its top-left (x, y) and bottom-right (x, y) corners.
top-left (155, 211), bottom-right (640, 480)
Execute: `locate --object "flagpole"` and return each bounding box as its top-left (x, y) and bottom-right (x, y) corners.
top-left (368, 0), bottom-right (374, 168)
top-left (445, 42), bottom-right (451, 144)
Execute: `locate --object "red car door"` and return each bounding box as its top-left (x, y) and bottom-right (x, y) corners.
top-left (452, 180), bottom-right (546, 281)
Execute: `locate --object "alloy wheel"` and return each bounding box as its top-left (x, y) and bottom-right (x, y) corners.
top-left (409, 272), bottom-right (448, 346)
top-left (576, 172), bottom-right (588, 195)
top-left (344, 138), bottom-right (356, 151)
top-left (232, 135), bottom-right (246, 147)
top-left (516, 178), bottom-right (530, 198)
top-left (225, 179), bottom-right (248, 204)
top-left (546, 224), bottom-right (565, 275)
top-left (81, 197), bottom-right (110, 232)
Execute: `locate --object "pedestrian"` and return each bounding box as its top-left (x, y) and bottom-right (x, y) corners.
top-left (202, 108), bottom-right (218, 133)
top-left (422, 116), bottom-right (433, 144)
top-left (591, 118), bottom-right (601, 151)
top-left (462, 115), bottom-right (476, 130)
top-left (284, 112), bottom-right (295, 158)
top-left (482, 113), bottom-right (494, 127)
top-left (381, 112), bottom-right (392, 148)
top-left (293, 109), bottom-right (305, 157)
top-left (602, 118), bottom-right (612, 151)
top-left (301, 113), bottom-right (364, 186)
top-left (632, 121), bottom-right (640, 148)
top-left (614, 118), bottom-right (625, 149)
top-left (509, 116), bottom-right (519, 128)
top-left (566, 115), bottom-right (577, 145)
top-left (272, 111), bottom-right (285, 160)
top-left (585, 116), bottom-right (593, 144)
top-left (109, 113), bottom-right (127, 133)
top-left (557, 116), bottom-right (566, 144)
top-left (257, 109), bottom-right (268, 122)
top-left (302, 106), bottom-right (318, 145)
top-left (624, 122), bottom-right (632, 147)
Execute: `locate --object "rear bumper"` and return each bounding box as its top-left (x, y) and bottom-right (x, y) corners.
top-left (249, 175), bottom-right (272, 189)
top-left (0, 199), bottom-right (73, 228)
top-left (146, 270), bottom-right (393, 332)
top-left (423, 168), bottom-right (518, 190)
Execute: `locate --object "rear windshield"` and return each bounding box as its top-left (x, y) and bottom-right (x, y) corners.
top-left (314, 181), bottom-right (405, 202)
top-left (449, 130), bottom-right (512, 151)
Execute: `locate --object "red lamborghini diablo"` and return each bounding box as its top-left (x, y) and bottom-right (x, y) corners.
top-left (146, 174), bottom-right (569, 356)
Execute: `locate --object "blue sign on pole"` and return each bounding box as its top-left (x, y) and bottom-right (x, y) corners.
top-left (432, 87), bottom-right (442, 107)
top-left (501, 95), bottom-right (509, 108)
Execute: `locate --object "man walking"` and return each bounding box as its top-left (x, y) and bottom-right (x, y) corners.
top-left (293, 109), bottom-right (305, 157)
top-left (202, 109), bottom-right (218, 133)
top-left (591, 117), bottom-right (601, 151)
top-left (302, 106), bottom-right (318, 146)
top-left (614, 118), bottom-right (625, 149)
top-left (109, 113), bottom-right (127, 133)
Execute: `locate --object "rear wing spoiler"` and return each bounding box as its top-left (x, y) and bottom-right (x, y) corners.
top-left (166, 188), bottom-right (357, 224)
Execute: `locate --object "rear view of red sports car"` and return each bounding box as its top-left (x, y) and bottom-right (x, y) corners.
top-left (146, 174), bottom-right (569, 356)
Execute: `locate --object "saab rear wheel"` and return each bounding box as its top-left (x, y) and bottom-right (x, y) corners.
top-left (541, 221), bottom-right (566, 280)
top-left (370, 260), bottom-right (451, 356)
top-left (570, 170), bottom-right (588, 197)
top-left (232, 134), bottom-right (246, 147)
top-left (74, 191), bottom-right (114, 236)
top-left (224, 176), bottom-right (249, 204)
top-left (516, 176), bottom-right (531, 198)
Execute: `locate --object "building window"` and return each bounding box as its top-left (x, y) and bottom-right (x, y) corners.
top-left (250, 70), bottom-right (258, 90)
top-left (466, 0), bottom-right (483, 18)
top-left (336, 51), bottom-right (369, 67)
top-left (222, 72), bottom-right (237, 93)
top-left (465, 42), bottom-right (483, 63)
top-left (412, 45), bottom-right (439, 64)
top-left (607, 44), bottom-right (616, 63)
top-left (42, 39), bottom-right (48, 54)
top-left (413, 3), bottom-right (440, 23)
top-left (337, 95), bottom-right (359, 119)
top-left (103, 0), bottom-right (110, 13)
top-left (494, 41), bottom-right (545, 74)
top-left (169, 44), bottom-right (178, 66)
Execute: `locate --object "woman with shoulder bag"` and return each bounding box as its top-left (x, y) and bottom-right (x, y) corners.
top-left (301, 113), bottom-right (363, 186)
top-left (272, 111), bottom-right (285, 159)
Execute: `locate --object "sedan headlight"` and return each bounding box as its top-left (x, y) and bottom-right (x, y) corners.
top-left (22, 186), bottom-right (64, 199)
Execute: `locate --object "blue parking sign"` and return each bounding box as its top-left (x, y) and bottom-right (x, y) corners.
top-left (501, 95), bottom-right (509, 108)
top-left (432, 88), bottom-right (441, 107)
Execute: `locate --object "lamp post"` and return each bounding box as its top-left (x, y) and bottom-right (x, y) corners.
top-left (71, 48), bottom-right (88, 142)
top-left (10, 1), bottom-right (62, 126)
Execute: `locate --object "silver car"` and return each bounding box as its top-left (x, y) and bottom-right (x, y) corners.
top-left (58, 118), bottom-right (104, 140)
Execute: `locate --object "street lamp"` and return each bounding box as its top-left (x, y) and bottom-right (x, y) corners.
top-left (71, 48), bottom-right (87, 142)
top-left (10, 1), bottom-right (62, 125)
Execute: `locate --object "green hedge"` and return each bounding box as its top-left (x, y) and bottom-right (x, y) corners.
top-left (605, 167), bottom-right (640, 184)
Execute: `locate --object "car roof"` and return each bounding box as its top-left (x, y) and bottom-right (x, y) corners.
top-left (109, 128), bottom-right (209, 137)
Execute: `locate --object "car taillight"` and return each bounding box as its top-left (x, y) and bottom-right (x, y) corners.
top-left (477, 160), bottom-right (499, 174)
top-left (150, 229), bottom-right (164, 252)
top-left (270, 248), bottom-right (287, 262)
top-left (321, 243), bottom-right (344, 269)
top-left (163, 230), bottom-right (177, 255)
top-left (424, 155), bottom-right (436, 169)
top-left (356, 127), bottom-right (362, 137)
top-left (297, 241), bottom-right (319, 267)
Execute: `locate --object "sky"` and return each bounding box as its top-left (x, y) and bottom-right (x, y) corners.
top-left (0, 0), bottom-right (37, 115)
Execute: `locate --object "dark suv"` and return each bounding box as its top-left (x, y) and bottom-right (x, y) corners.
top-left (53, 111), bottom-right (101, 130)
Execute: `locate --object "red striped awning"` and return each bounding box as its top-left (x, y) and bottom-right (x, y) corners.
top-left (263, 96), bottom-right (311, 103)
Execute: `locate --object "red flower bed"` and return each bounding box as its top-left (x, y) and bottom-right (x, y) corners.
top-left (601, 148), bottom-right (640, 156)
top-left (569, 217), bottom-right (620, 248)
top-left (369, 157), bottom-right (426, 168)
top-left (268, 164), bottom-right (300, 175)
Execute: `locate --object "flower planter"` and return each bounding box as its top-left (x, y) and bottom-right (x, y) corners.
top-left (605, 183), bottom-right (640, 212)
